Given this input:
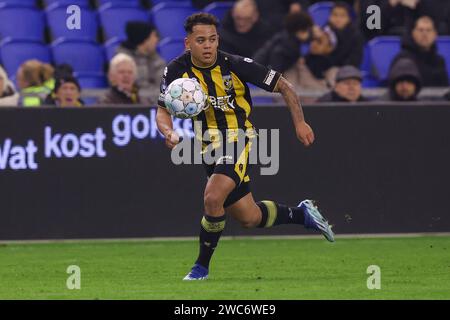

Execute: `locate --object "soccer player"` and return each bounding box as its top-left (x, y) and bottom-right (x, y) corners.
top-left (156, 13), bottom-right (334, 280)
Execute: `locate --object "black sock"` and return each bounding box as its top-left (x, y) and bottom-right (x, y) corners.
top-left (256, 201), bottom-right (305, 228)
top-left (195, 214), bottom-right (226, 269)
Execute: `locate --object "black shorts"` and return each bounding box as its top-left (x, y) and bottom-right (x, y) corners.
top-left (202, 136), bottom-right (253, 208)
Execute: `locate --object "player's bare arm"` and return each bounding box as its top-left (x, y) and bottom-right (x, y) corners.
top-left (274, 76), bottom-right (315, 147)
top-left (156, 106), bottom-right (179, 149)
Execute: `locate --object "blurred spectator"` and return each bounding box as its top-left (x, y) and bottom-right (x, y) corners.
top-left (254, 0), bottom-right (310, 34)
top-left (420, 0), bottom-right (450, 35)
top-left (284, 25), bottom-right (338, 91)
top-left (40, 63), bottom-right (75, 93)
top-left (16, 60), bottom-right (53, 107)
top-left (379, 0), bottom-right (427, 36)
top-left (116, 21), bottom-right (165, 105)
top-left (382, 58), bottom-right (421, 101)
top-left (317, 65), bottom-right (368, 102)
top-left (253, 11), bottom-right (314, 73)
top-left (0, 65), bottom-right (19, 107)
top-left (99, 53), bottom-right (141, 105)
top-left (326, 1), bottom-right (364, 67)
top-left (219, 0), bottom-right (272, 57)
top-left (44, 75), bottom-right (83, 107)
top-left (391, 16), bottom-right (449, 87)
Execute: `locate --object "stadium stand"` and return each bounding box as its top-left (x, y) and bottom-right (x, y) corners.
top-left (76, 73), bottom-right (108, 89)
top-left (0, 0), bottom-right (37, 7)
top-left (0, 1), bottom-right (448, 98)
top-left (437, 36), bottom-right (450, 78)
top-left (151, 2), bottom-right (196, 39)
top-left (99, 2), bottom-right (151, 40)
top-left (46, 2), bottom-right (99, 41)
top-left (51, 38), bottom-right (105, 74)
top-left (104, 36), bottom-right (122, 61)
top-left (0, 4), bottom-right (45, 41)
top-left (203, 1), bottom-right (233, 21)
top-left (367, 36), bottom-right (402, 82)
top-left (97, 0), bottom-right (142, 6)
top-left (307, 1), bottom-right (334, 27)
top-left (157, 37), bottom-right (185, 62)
top-left (0, 38), bottom-right (51, 77)
top-left (44, 0), bottom-right (90, 6)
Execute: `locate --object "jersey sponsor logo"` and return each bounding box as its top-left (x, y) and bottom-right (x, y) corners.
top-left (264, 69), bottom-right (276, 86)
top-left (207, 95), bottom-right (236, 112)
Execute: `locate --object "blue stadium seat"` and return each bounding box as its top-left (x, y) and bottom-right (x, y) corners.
top-left (0, 5), bottom-right (45, 41)
top-left (44, 0), bottom-right (90, 6)
top-left (368, 36), bottom-right (401, 81)
top-left (97, 0), bottom-right (140, 6)
top-left (151, 0), bottom-right (180, 4)
top-left (0, 0), bottom-right (37, 7)
top-left (0, 38), bottom-right (52, 77)
top-left (104, 37), bottom-right (122, 61)
top-left (99, 3), bottom-right (150, 40)
top-left (360, 44), bottom-right (371, 74)
top-left (46, 3), bottom-right (99, 41)
top-left (308, 1), bottom-right (334, 26)
top-left (361, 75), bottom-right (380, 88)
top-left (359, 44), bottom-right (380, 87)
top-left (436, 36), bottom-right (450, 80)
top-left (151, 2), bottom-right (196, 39)
top-left (52, 39), bottom-right (105, 74)
top-left (76, 73), bottom-right (108, 89)
top-left (157, 37), bottom-right (185, 62)
top-left (204, 2), bottom-right (234, 21)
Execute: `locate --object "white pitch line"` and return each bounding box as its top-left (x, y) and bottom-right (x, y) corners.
top-left (1, 232), bottom-right (450, 245)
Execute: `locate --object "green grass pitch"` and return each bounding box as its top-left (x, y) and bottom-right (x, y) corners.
top-left (1, 236), bottom-right (449, 299)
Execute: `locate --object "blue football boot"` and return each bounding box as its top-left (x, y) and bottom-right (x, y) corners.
top-left (183, 263), bottom-right (209, 280)
top-left (299, 200), bottom-right (335, 242)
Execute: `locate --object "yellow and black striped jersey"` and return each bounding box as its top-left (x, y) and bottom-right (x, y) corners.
top-left (158, 50), bottom-right (281, 141)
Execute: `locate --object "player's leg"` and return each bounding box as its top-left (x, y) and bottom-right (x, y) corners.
top-left (225, 192), bottom-right (305, 229)
top-left (224, 135), bottom-right (335, 240)
top-left (184, 135), bottom-right (252, 280)
top-left (225, 191), bottom-right (335, 242)
top-left (183, 173), bottom-right (235, 280)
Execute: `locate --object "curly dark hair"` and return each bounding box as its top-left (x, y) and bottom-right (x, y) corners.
top-left (184, 12), bottom-right (219, 34)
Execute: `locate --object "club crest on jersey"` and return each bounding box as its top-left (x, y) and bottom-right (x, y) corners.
top-left (222, 74), bottom-right (233, 92)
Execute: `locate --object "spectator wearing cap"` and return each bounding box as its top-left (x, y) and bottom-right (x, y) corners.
top-left (219, 0), bottom-right (272, 58)
top-left (391, 16), bottom-right (448, 87)
top-left (326, 1), bottom-right (364, 68)
top-left (116, 21), bottom-right (165, 105)
top-left (44, 75), bottom-right (83, 107)
top-left (0, 65), bottom-right (19, 107)
top-left (253, 11), bottom-right (314, 73)
top-left (317, 65), bottom-right (368, 102)
top-left (382, 58), bottom-right (422, 101)
top-left (99, 53), bottom-right (140, 105)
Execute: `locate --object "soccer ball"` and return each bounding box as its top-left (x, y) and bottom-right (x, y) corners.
top-left (164, 78), bottom-right (206, 119)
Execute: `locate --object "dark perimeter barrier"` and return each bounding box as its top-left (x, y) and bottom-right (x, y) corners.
top-left (1, 102), bottom-right (450, 240)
